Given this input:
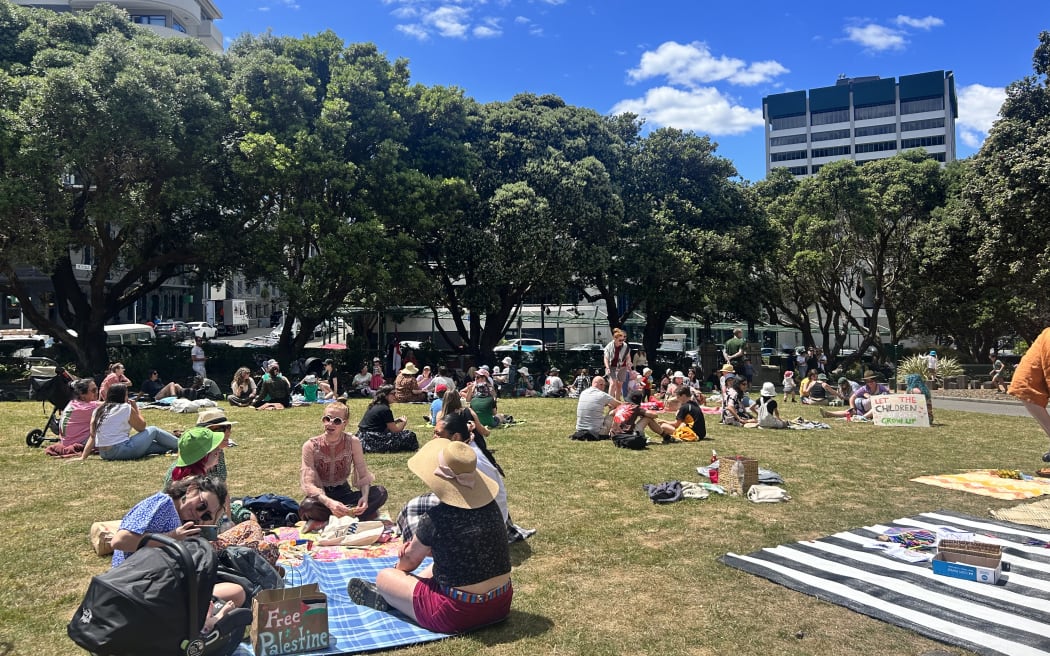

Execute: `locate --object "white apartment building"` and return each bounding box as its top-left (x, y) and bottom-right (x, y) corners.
top-left (763, 70), bottom-right (957, 178)
top-left (13, 0), bottom-right (223, 52)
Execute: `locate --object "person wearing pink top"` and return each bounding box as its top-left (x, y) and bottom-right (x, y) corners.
top-left (57, 378), bottom-right (102, 449)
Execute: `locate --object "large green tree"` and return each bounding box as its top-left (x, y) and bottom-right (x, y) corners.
top-left (227, 33), bottom-right (415, 362)
top-left (0, 4), bottom-right (235, 373)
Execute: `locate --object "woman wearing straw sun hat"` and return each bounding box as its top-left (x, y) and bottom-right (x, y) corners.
top-left (346, 438), bottom-right (512, 634)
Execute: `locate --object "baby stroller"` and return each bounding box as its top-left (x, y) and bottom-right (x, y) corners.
top-left (25, 358), bottom-right (74, 447)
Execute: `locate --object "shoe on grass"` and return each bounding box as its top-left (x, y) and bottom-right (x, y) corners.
top-left (347, 578), bottom-right (389, 611)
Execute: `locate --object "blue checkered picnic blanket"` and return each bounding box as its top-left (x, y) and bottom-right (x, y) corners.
top-left (233, 556), bottom-right (449, 655)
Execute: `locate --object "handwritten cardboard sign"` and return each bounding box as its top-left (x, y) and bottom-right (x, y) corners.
top-left (870, 394), bottom-right (930, 427)
top-left (251, 583), bottom-right (329, 655)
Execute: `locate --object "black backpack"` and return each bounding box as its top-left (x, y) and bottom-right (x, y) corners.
top-left (217, 546), bottom-right (284, 600)
top-left (239, 494), bottom-right (301, 529)
top-left (68, 534), bottom-right (251, 656)
top-left (613, 432), bottom-right (648, 450)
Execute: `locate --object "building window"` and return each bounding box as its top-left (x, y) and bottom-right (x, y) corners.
top-left (787, 166), bottom-right (809, 175)
top-left (770, 134), bottom-right (807, 146)
top-left (770, 115), bottom-right (806, 130)
top-left (812, 145), bottom-right (851, 158)
top-left (855, 123), bottom-right (897, 137)
top-left (902, 135), bottom-right (945, 149)
top-left (900, 97), bottom-right (944, 114)
top-left (811, 109), bottom-right (849, 126)
top-left (172, 20), bottom-right (187, 33)
top-left (811, 129), bottom-right (850, 142)
top-left (131, 15), bottom-right (166, 26)
top-left (854, 103), bottom-right (896, 120)
top-left (771, 150), bottom-right (807, 163)
top-left (901, 117), bottom-right (945, 132)
top-left (810, 164), bottom-right (823, 174)
top-left (926, 152), bottom-right (946, 162)
top-left (855, 140), bottom-right (898, 154)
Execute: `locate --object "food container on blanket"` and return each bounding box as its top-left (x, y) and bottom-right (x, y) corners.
top-left (931, 540), bottom-right (1002, 584)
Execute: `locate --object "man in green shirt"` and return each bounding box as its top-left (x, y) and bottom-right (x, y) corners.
top-left (725, 328), bottom-right (746, 374)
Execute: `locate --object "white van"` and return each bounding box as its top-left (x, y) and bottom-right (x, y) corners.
top-left (67, 323), bottom-right (156, 345)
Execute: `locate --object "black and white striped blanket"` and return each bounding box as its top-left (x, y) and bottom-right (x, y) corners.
top-left (721, 510), bottom-right (1050, 656)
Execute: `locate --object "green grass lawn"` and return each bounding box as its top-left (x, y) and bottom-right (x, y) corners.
top-left (1, 396), bottom-right (1045, 655)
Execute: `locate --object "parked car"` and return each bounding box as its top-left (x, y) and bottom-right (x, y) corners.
top-left (494, 338), bottom-right (545, 353)
top-left (153, 321), bottom-right (192, 341)
top-left (569, 343), bottom-right (603, 351)
top-left (186, 321), bottom-right (217, 340)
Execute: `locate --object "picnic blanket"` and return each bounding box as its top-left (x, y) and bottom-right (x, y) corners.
top-left (912, 470), bottom-right (1050, 500)
top-left (992, 498), bottom-right (1050, 529)
top-left (232, 555), bottom-right (449, 656)
top-left (721, 510), bottom-right (1050, 656)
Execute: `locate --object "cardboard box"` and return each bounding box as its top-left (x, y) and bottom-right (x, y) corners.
top-left (251, 583), bottom-right (329, 655)
top-left (931, 551), bottom-right (1002, 584)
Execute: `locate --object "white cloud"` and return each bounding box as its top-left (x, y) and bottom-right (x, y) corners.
top-left (845, 24), bottom-right (906, 51)
top-left (895, 15), bottom-right (944, 30)
top-left (474, 17), bottom-right (502, 38)
top-left (514, 16), bottom-right (530, 24)
top-left (396, 23), bottom-right (430, 40)
top-left (610, 86), bottom-right (764, 136)
top-left (957, 83), bottom-right (1006, 149)
top-left (425, 6), bottom-right (470, 38)
top-left (627, 41), bottom-right (788, 88)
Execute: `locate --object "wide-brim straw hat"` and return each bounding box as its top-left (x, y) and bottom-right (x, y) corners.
top-left (196, 407), bottom-right (237, 429)
top-left (401, 362), bottom-right (419, 375)
top-left (862, 370), bottom-right (880, 380)
top-left (719, 363), bottom-right (735, 373)
top-left (407, 438), bottom-right (498, 509)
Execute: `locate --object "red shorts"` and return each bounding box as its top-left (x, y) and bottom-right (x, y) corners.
top-left (412, 577), bottom-right (512, 634)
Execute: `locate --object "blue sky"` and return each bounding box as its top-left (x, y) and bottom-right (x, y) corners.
top-left (214, 0), bottom-right (1049, 182)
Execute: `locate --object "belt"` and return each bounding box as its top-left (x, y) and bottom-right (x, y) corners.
top-left (439, 581), bottom-right (511, 604)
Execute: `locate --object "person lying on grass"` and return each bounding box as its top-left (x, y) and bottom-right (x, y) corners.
top-left (347, 437), bottom-right (511, 634)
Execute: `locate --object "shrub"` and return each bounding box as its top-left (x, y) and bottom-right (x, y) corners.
top-left (896, 354), bottom-right (961, 384)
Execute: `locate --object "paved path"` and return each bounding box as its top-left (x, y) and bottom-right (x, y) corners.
top-left (933, 396), bottom-right (1030, 417)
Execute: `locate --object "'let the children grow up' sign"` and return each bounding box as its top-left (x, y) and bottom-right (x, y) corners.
top-left (870, 394), bottom-right (930, 427)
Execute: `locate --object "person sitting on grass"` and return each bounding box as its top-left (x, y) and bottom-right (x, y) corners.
top-left (98, 362), bottom-right (132, 401)
top-left (301, 401), bottom-right (388, 523)
top-left (393, 363), bottom-right (428, 403)
top-left (80, 384), bottom-right (179, 461)
top-left (319, 358), bottom-right (340, 399)
top-left (109, 477), bottom-right (246, 608)
top-left (466, 370), bottom-right (514, 427)
top-left (568, 368), bottom-right (590, 399)
top-left (357, 385), bottom-right (419, 453)
top-left (572, 376), bottom-right (621, 440)
top-left (752, 382), bottom-right (788, 429)
top-left (139, 369), bottom-right (184, 401)
top-left (613, 390), bottom-right (675, 443)
top-left (542, 367), bottom-right (566, 397)
top-left (721, 377), bottom-right (751, 427)
top-left (801, 372), bottom-right (837, 405)
top-left (346, 438), bottom-right (512, 634)
top-left (658, 386), bottom-right (707, 440)
top-left (227, 367), bottom-right (257, 407)
top-left (48, 378), bottom-right (102, 458)
top-left (253, 362), bottom-right (291, 410)
top-left (821, 372), bottom-right (885, 421)
top-left (425, 383), bottom-right (449, 425)
top-left (351, 364), bottom-right (375, 398)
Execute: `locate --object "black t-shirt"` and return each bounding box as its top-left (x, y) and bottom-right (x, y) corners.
top-left (809, 382), bottom-right (827, 400)
top-left (676, 400), bottom-right (707, 438)
top-left (415, 501), bottom-right (511, 588)
top-left (358, 403), bottom-right (395, 433)
top-left (140, 379), bottom-right (164, 398)
top-left (763, 397), bottom-right (778, 414)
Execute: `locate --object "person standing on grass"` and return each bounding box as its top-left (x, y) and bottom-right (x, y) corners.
top-left (191, 336), bottom-right (207, 379)
top-left (603, 328), bottom-right (631, 401)
top-left (1009, 328), bottom-right (1050, 462)
top-left (724, 328), bottom-right (745, 375)
top-left (991, 353), bottom-right (1009, 395)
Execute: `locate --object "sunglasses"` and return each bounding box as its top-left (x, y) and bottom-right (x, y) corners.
top-left (196, 501), bottom-right (215, 523)
top-left (321, 415), bottom-right (346, 425)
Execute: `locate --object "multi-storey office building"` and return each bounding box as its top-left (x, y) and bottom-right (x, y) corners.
top-left (763, 70), bottom-right (957, 178)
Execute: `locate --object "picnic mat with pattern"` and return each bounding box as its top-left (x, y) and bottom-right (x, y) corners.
top-left (232, 555), bottom-right (449, 656)
top-left (721, 510), bottom-right (1050, 656)
top-left (911, 470), bottom-right (1050, 499)
top-left (992, 498), bottom-right (1050, 529)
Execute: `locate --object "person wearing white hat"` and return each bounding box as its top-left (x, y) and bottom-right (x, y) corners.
top-left (347, 437), bottom-right (511, 634)
top-left (755, 381), bottom-right (788, 429)
top-left (514, 366), bottom-right (536, 397)
top-left (663, 371), bottom-right (686, 411)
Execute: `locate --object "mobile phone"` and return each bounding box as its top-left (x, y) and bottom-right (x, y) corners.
top-left (197, 524), bottom-right (219, 540)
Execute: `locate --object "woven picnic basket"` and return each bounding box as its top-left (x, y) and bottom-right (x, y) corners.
top-left (722, 456), bottom-right (758, 495)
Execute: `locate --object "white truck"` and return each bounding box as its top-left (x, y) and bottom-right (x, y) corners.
top-left (207, 299), bottom-right (249, 335)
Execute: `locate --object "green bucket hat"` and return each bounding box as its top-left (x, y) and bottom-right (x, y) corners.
top-left (175, 426), bottom-right (226, 467)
